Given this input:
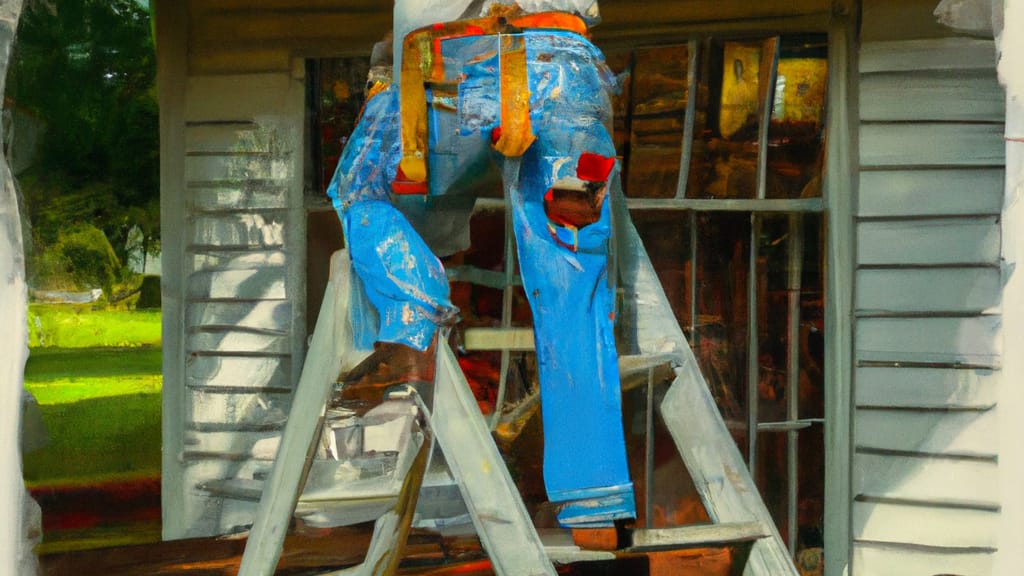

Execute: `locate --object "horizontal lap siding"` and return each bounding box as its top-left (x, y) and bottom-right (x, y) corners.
top-left (184, 0), bottom-right (834, 74)
top-left (853, 36), bottom-right (1004, 569)
top-left (853, 544), bottom-right (993, 576)
top-left (855, 268), bottom-right (1001, 314)
top-left (860, 123), bottom-right (1005, 167)
top-left (856, 217), bottom-right (1000, 266)
top-left (859, 71), bottom-right (1004, 122)
top-left (187, 0), bottom-right (391, 74)
top-left (855, 366), bottom-right (997, 409)
top-left (855, 316), bottom-right (1001, 365)
top-left (858, 169), bottom-right (1003, 218)
top-left (854, 452), bottom-right (998, 505)
top-left (176, 71), bottom-right (304, 537)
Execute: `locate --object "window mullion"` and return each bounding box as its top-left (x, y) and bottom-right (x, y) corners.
top-left (786, 213), bottom-right (805, 555)
top-left (690, 211), bottom-right (699, 346)
top-left (747, 212), bottom-right (760, 471)
top-left (756, 36), bottom-right (780, 201)
top-left (675, 39), bottom-right (700, 199)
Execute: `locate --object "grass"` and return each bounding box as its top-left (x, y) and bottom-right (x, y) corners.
top-left (28, 304), bottom-right (162, 348)
top-left (23, 305), bottom-right (163, 487)
top-left (25, 347), bottom-right (163, 405)
top-left (22, 390), bottom-right (162, 486)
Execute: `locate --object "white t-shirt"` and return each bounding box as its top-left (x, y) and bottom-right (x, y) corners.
top-left (392, 0), bottom-right (601, 75)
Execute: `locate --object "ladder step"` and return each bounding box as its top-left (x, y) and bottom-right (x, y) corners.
top-left (199, 478), bottom-right (264, 501)
top-left (618, 353), bottom-right (677, 392)
top-left (629, 521), bottom-right (767, 552)
top-left (462, 327), bottom-right (535, 351)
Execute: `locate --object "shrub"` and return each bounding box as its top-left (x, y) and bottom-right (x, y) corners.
top-left (34, 224), bottom-right (122, 295)
top-left (136, 274), bottom-right (161, 309)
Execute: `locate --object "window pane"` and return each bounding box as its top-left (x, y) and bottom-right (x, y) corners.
top-left (317, 57), bottom-right (370, 195)
top-left (798, 424), bottom-right (825, 559)
top-left (755, 431), bottom-right (790, 545)
top-left (624, 45), bottom-right (690, 198)
top-left (693, 212), bottom-right (750, 454)
top-left (756, 213), bottom-right (795, 424)
top-left (766, 36), bottom-right (828, 199)
top-left (630, 210), bottom-right (692, 330)
top-left (621, 380), bottom-right (712, 529)
top-left (686, 39), bottom-right (773, 199)
top-left (754, 213), bottom-right (826, 423)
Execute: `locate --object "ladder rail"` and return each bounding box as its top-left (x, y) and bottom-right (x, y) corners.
top-left (614, 209), bottom-right (799, 576)
top-left (237, 252), bottom-right (357, 576)
top-left (432, 339), bottom-right (556, 576)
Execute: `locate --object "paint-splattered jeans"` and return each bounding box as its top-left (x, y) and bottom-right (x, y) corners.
top-left (327, 29), bottom-right (635, 526)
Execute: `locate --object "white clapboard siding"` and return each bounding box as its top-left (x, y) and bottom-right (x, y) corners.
top-left (187, 267), bottom-right (288, 300)
top-left (856, 217), bottom-right (1000, 267)
top-left (856, 316), bottom-right (1001, 365)
top-left (190, 213), bottom-right (287, 249)
top-left (191, 250), bottom-right (288, 272)
top-left (185, 75), bottom-right (296, 123)
top-left (859, 70), bottom-right (1003, 122)
top-left (855, 408), bottom-right (998, 458)
top-left (189, 184), bottom-right (289, 212)
top-left (859, 38), bottom-right (998, 74)
top-left (188, 330), bottom-right (292, 356)
top-left (187, 388), bottom-right (293, 426)
top-left (852, 543), bottom-right (994, 576)
top-left (858, 169), bottom-right (1003, 218)
top-left (853, 501), bottom-right (998, 549)
top-left (184, 429), bottom-right (282, 459)
top-left (855, 267), bottom-right (1001, 315)
top-left (172, 66), bottom-right (304, 538)
top-left (859, 123), bottom-right (1005, 168)
top-left (185, 152), bottom-right (285, 182)
top-left (853, 35), bottom-right (1005, 575)
top-left (856, 366), bottom-right (998, 409)
top-left (186, 123), bottom-right (275, 154)
top-left (187, 301), bottom-right (292, 332)
top-left (853, 452), bottom-right (998, 506)
top-left (186, 356), bottom-right (292, 390)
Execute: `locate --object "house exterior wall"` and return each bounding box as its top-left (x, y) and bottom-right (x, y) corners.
top-left (852, 1), bottom-right (1005, 573)
top-left (159, 0), bottom-right (311, 538)
top-left (160, 0), bottom-right (846, 542)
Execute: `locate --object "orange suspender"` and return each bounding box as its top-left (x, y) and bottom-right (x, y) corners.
top-left (396, 12), bottom-right (588, 193)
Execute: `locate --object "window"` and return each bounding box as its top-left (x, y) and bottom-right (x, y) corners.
top-left (309, 32), bottom-right (831, 559)
top-left (608, 35), bottom-right (828, 557)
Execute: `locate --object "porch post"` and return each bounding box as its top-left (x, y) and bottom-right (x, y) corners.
top-left (0, 1), bottom-right (31, 573)
top-left (997, 1), bottom-right (1024, 573)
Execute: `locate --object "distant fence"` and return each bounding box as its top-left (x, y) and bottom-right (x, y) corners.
top-left (30, 289), bottom-right (103, 304)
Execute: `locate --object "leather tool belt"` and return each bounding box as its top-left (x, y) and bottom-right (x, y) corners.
top-left (394, 11), bottom-right (589, 194)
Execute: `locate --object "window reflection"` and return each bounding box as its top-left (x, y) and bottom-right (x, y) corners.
top-left (686, 39), bottom-right (773, 199)
top-left (767, 37), bottom-right (828, 199)
top-left (624, 45), bottom-right (690, 198)
top-left (605, 33), bottom-right (829, 559)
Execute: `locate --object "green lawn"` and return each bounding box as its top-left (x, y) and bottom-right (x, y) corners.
top-left (22, 386), bottom-right (162, 486)
top-left (28, 304), bottom-right (162, 348)
top-left (23, 305), bottom-right (163, 487)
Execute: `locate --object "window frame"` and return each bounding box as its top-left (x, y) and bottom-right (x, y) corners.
top-left (605, 22), bottom-right (853, 571)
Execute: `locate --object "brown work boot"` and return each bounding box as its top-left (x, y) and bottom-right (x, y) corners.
top-left (331, 341), bottom-right (436, 414)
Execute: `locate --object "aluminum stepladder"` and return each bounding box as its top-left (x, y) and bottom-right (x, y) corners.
top-left (235, 248), bottom-right (556, 576)
top-left (235, 155), bottom-right (798, 574)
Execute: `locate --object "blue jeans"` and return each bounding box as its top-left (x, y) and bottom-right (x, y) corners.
top-left (327, 29), bottom-right (635, 526)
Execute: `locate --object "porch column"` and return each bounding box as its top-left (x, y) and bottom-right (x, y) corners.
top-left (998, 1), bottom-right (1024, 574)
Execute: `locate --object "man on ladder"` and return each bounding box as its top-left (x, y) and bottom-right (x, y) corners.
top-left (327, 0), bottom-right (636, 531)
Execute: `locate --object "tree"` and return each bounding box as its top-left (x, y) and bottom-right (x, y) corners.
top-left (7, 0), bottom-right (158, 279)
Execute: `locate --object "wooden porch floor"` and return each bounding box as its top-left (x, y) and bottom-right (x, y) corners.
top-left (38, 523), bottom-right (740, 576)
